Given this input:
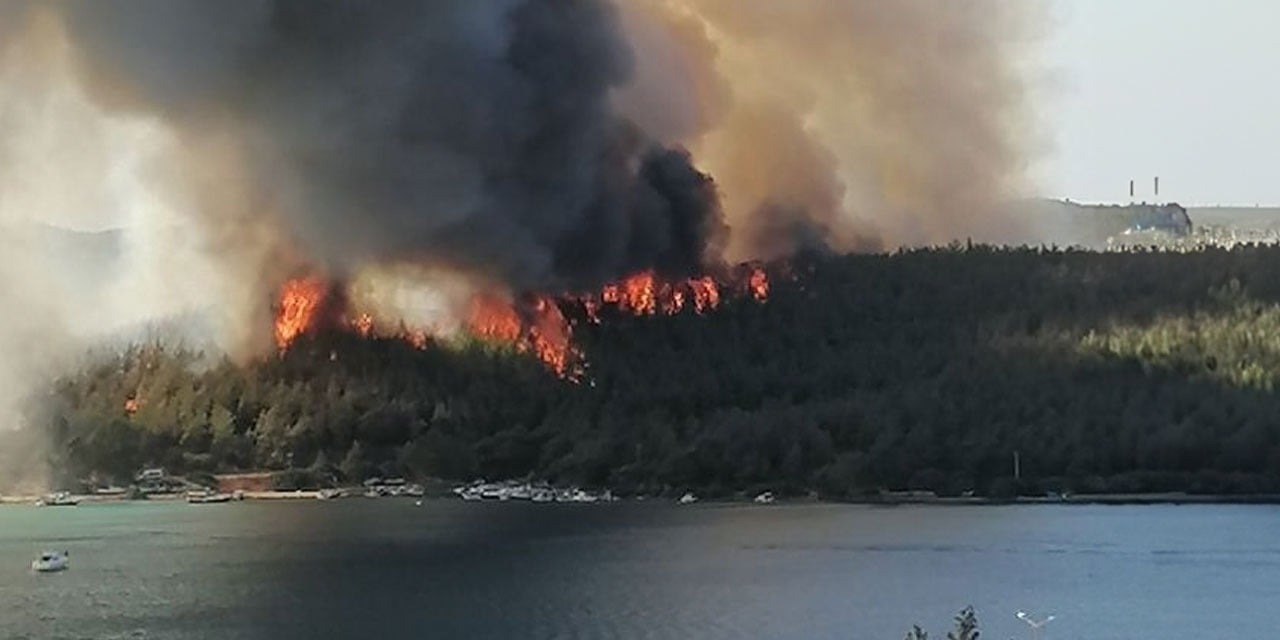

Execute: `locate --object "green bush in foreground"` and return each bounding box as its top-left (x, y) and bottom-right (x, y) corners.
top-left (906, 606), bottom-right (979, 640)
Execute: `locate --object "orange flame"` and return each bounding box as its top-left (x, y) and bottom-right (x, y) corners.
top-left (689, 275), bottom-right (720, 311)
top-left (274, 277), bottom-right (327, 350)
top-left (620, 271), bottom-right (657, 314)
top-left (267, 263), bottom-right (768, 379)
top-left (406, 329), bottom-right (428, 349)
top-left (747, 267), bottom-right (769, 301)
top-left (466, 294), bottom-right (522, 344)
top-left (582, 269), bottom-right (737, 318)
top-left (527, 295), bottom-right (578, 377)
top-left (351, 312), bottom-right (374, 337)
top-left (465, 293), bottom-right (580, 377)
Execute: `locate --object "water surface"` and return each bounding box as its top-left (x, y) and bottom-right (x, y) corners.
top-left (2, 501), bottom-right (1277, 639)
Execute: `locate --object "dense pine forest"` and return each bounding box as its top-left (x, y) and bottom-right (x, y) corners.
top-left (23, 244), bottom-right (1280, 497)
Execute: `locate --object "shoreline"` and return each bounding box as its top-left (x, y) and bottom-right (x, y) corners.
top-left (6, 490), bottom-right (1280, 507)
top-left (0, 490), bottom-right (322, 505)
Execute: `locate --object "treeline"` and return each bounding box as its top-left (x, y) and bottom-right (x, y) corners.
top-left (31, 244), bottom-right (1280, 497)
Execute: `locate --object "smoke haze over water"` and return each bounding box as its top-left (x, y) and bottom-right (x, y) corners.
top-left (0, 0), bottom-right (1039, 484)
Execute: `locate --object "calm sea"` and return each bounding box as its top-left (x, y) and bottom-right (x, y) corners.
top-left (1, 500), bottom-right (1278, 639)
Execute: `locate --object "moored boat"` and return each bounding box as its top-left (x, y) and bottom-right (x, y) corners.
top-left (187, 490), bottom-right (234, 504)
top-left (31, 551), bottom-right (69, 573)
top-left (35, 492), bottom-right (80, 507)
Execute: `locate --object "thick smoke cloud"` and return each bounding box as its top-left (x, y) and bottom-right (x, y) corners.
top-left (20, 0), bottom-right (1034, 330)
top-left (619, 0), bottom-right (1039, 258)
top-left (53, 0), bottom-right (727, 293)
top-left (0, 0), bottom-right (1038, 487)
top-left (0, 6), bottom-right (218, 489)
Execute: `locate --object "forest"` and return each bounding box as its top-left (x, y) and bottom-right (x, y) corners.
top-left (21, 243), bottom-right (1280, 498)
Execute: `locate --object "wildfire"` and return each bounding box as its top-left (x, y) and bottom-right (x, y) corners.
top-left (526, 295), bottom-right (577, 377)
top-left (274, 277), bottom-right (327, 350)
top-left (689, 276), bottom-right (720, 311)
top-left (466, 293), bottom-right (522, 343)
top-left (465, 293), bottom-right (579, 377)
top-left (746, 266), bottom-right (769, 301)
top-left (405, 329), bottom-right (429, 349)
top-left (269, 264), bottom-right (770, 379)
top-left (351, 312), bottom-right (374, 337)
top-left (607, 271), bottom-right (658, 314)
top-left (580, 267), bottom-right (764, 323)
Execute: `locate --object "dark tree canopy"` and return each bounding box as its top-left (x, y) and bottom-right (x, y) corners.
top-left (29, 245), bottom-right (1280, 497)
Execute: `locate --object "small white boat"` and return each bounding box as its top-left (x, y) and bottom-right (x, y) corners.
top-left (453, 484), bottom-right (485, 501)
top-left (753, 491), bottom-right (775, 504)
top-left (570, 489), bottom-right (599, 503)
top-left (317, 488), bottom-right (343, 500)
top-left (36, 492), bottom-right (80, 507)
top-left (478, 484), bottom-right (506, 500)
top-left (31, 551), bottom-right (69, 573)
top-left (678, 492), bottom-right (698, 505)
top-left (187, 490), bottom-right (233, 504)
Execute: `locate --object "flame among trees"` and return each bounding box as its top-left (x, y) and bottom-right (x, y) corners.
top-left (49, 247), bottom-right (1280, 501)
top-left (272, 266), bottom-right (771, 377)
top-left (273, 277), bottom-right (328, 350)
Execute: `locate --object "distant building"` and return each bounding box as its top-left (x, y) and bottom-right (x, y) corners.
top-left (1121, 203), bottom-right (1191, 235)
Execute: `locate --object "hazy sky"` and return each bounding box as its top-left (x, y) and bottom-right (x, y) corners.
top-left (1039, 0), bottom-right (1280, 205)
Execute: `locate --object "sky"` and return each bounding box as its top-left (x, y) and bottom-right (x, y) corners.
top-left (1038, 0), bottom-right (1280, 206)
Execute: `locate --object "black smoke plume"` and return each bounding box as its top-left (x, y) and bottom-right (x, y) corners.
top-left (53, 0), bottom-right (726, 289)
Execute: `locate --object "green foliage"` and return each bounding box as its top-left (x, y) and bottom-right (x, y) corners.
top-left (272, 468), bottom-right (330, 491)
top-left (905, 607), bottom-right (978, 640)
top-left (947, 606), bottom-right (979, 640)
top-left (32, 246), bottom-right (1280, 496)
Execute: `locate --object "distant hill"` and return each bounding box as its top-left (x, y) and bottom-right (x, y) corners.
top-left (1015, 199), bottom-right (1192, 248)
top-left (1187, 206), bottom-right (1280, 231)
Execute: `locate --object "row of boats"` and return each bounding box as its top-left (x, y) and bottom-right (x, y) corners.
top-left (33, 485), bottom-right (780, 506)
top-left (33, 490), bottom-right (241, 506)
top-left (315, 479), bottom-right (427, 500)
top-left (446, 483), bottom-right (778, 505)
top-left (453, 481), bottom-right (616, 503)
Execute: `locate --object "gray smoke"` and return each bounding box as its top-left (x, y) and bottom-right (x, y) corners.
top-left (52, 0), bottom-right (728, 292)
